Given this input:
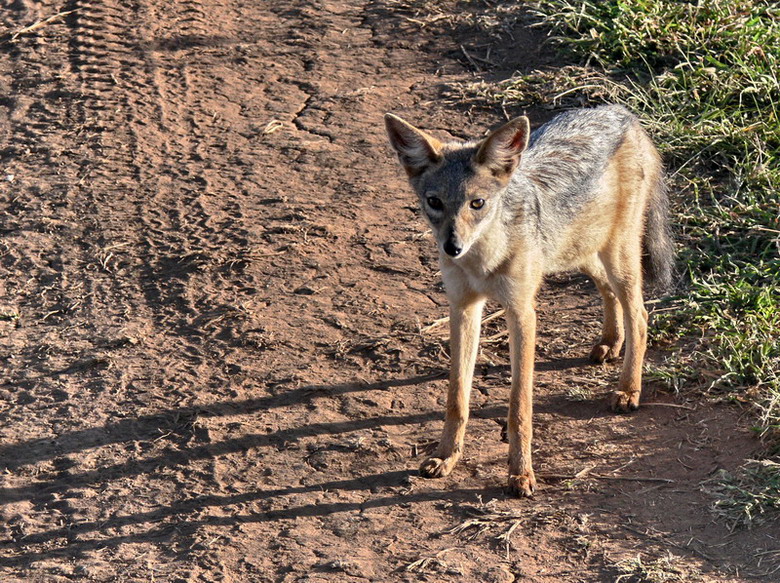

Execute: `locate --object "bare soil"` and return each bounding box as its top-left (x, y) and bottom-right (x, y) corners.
top-left (0, 1), bottom-right (776, 581)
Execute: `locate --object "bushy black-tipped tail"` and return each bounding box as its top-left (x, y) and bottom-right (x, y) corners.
top-left (642, 171), bottom-right (675, 293)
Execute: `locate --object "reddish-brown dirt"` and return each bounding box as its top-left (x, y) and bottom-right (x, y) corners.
top-left (0, 1), bottom-right (776, 581)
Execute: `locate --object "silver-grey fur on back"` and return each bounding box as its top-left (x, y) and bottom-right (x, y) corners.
top-left (518, 105), bottom-right (674, 290)
top-left (521, 105), bottom-right (634, 222)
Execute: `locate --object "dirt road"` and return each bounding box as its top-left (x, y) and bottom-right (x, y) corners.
top-left (0, 1), bottom-right (775, 581)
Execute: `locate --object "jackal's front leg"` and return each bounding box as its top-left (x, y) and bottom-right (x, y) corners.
top-left (505, 302), bottom-right (537, 497)
top-left (420, 297), bottom-right (484, 479)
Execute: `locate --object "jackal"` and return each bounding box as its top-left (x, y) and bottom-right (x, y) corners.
top-left (385, 105), bottom-right (674, 497)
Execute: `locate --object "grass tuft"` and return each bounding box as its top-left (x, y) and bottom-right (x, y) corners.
top-left (614, 552), bottom-right (702, 583)
top-left (705, 459), bottom-right (780, 529)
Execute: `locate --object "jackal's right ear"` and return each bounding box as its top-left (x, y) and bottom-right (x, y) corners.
top-left (384, 113), bottom-right (443, 177)
top-left (476, 116), bottom-right (530, 179)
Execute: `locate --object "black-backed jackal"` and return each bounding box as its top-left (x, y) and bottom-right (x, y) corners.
top-left (385, 105), bottom-right (674, 496)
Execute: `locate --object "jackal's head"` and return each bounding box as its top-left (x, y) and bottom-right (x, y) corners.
top-left (385, 113), bottom-right (529, 259)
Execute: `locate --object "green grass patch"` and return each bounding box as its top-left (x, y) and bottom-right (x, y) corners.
top-left (0, 311), bottom-right (20, 324)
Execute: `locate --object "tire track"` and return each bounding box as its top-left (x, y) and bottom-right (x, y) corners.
top-left (59, 0), bottom-right (174, 396)
top-left (62, 0), bottom-right (250, 371)
top-left (62, 0), bottom-right (267, 509)
top-left (0, 5), bottom-right (87, 397)
top-left (56, 1), bottom-right (238, 569)
top-left (0, 2), bottom-right (144, 566)
top-left (135, 0), bottom-right (258, 357)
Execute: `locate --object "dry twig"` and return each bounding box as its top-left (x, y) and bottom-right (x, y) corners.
top-left (9, 10), bottom-right (76, 41)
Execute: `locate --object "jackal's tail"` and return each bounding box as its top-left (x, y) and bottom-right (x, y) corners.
top-left (642, 168), bottom-right (675, 293)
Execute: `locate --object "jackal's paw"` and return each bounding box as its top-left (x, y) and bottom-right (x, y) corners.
top-left (507, 470), bottom-right (536, 498)
top-left (419, 456), bottom-right (457, 478)
top-left (507, 471), bottom-right (536, 498)
top-left (589, 342), bottom-right (622, 364)
top-left (609, 390), bottom-right (640, 413)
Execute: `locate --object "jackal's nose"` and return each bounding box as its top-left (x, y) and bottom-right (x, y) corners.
top-left (443, 239), bottom-right (462, 257)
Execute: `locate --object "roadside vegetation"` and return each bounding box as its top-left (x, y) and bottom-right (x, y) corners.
top-left (453, 0), bottom-right (779, 525)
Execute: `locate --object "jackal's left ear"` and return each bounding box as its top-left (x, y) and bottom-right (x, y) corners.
top-left (385, 113), bottom-right (443, 177)
top-left (476, 116), bottom-right (530, 179)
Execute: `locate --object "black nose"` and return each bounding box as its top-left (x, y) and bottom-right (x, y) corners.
top-left (443, 239), bottom-right (462, 257)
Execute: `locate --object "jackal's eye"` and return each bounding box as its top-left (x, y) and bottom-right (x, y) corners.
top-left (426, 196), bottom-right (444, 211)
top-left (470, 198), bottom-right (485, 210)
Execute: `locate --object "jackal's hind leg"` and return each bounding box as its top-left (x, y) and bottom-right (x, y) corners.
top-left (601, 253), bottom-right (647, 413)
top-left (583, 258), bottom-right (625, 363)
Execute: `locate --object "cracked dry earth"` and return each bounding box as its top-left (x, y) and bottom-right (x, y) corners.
top-left (0, 1), bottom-right (777, 582)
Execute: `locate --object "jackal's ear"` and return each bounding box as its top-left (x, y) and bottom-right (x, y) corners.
top-left (476, 116), bottom-right (530, 179)
top-left (384, 113), bottom-right (443, 177)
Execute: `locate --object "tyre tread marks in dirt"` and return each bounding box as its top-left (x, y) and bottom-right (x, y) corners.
top-left (64, 0), bottom-right (254, 378)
